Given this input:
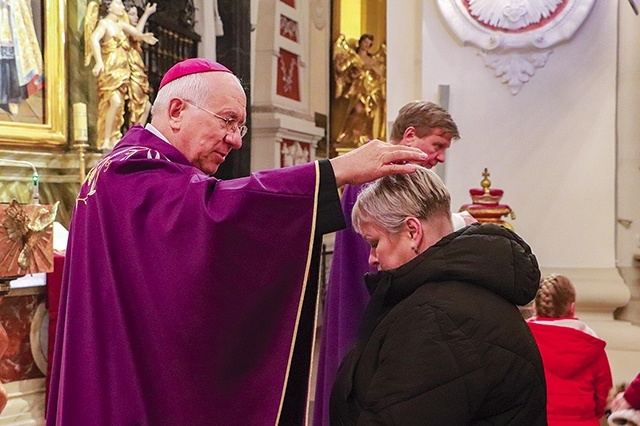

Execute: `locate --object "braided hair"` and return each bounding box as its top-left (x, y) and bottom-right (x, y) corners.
top-left (534, 274), bottom-right (576, 318)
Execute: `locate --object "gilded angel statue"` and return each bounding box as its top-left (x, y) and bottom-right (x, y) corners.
top-left (0, 200), bottom-right (59, 276)
top-left (333, 33), bottom-right (386, 149)
top-left (84, 0), bottom-right (158, 151)
top-left (125, 3), bottom-right (156, 126)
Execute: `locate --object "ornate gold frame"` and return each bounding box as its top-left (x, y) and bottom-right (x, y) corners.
top-left (0, 0), bottom-right (67, 147)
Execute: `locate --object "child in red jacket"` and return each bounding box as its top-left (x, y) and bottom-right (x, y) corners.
top-left (527, 274), bottom-right (613, 426)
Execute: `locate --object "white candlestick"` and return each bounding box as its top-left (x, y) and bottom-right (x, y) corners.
top-left (73, 102), bottom-right (88, 142)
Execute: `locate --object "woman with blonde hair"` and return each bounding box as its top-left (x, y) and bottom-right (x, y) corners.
top-left (330, 167), bottom-right (546, 425)
top-left (527, 274), bottom-right (613, 425)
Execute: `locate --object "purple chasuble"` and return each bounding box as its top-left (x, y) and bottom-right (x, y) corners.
top-left (47, 126), bottom-right (330, 425)
top-left (313, 184), bottom-right (375, 426)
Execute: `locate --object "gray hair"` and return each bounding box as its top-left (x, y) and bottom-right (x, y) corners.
top-left (352, 167), bottom-right (451, 234)
top-left (150, 72), bottom-right (243, 115)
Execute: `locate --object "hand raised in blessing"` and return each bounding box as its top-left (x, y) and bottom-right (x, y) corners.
top-left (329, 139), bottom-right (429, 187)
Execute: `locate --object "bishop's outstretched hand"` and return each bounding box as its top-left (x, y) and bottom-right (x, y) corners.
top-left (329, 139), bottom-right (428, 187)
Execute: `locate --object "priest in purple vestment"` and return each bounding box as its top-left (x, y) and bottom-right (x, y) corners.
top-left (45, 59), bottom-right (431, 426)
top-left (313, 101), bottom-right (466, 426)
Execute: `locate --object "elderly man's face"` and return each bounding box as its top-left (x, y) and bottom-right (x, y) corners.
top-left (179, 73), bottom-right (246, 174)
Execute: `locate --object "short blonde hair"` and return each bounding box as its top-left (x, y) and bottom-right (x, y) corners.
top-left (534, 274), bottom-right (576, 318)
top-left (352, 167), bottom-right (451, 234)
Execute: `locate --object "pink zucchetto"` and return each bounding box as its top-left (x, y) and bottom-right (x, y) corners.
top-left (158, 58), bottom-right (233, 90)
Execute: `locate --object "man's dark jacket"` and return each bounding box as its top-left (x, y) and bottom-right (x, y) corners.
top-left (330, 223), bottom-right (547, 425)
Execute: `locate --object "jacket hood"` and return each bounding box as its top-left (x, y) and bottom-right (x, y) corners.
top-left (365, 223), bottom-right (541, 306)
top-left (527, 319), bottom-right (606, 378)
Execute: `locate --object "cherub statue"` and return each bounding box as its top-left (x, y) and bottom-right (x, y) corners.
top-left (84, 0), bottom-right (158, 151)
top-left (333, 33), bottom-right (386, 149)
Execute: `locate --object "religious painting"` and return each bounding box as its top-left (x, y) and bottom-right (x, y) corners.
top-left (0, 0), bottom-right (66, 146)
top-left (276, 48), bottom-right (300, 101)
top-left (281, 0), bottom-right (295, 8)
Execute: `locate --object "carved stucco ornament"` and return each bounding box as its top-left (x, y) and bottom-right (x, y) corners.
top-left (312, 0), bottom-right (327, 30)
top-left (436, 0), bottom-right (596, 94)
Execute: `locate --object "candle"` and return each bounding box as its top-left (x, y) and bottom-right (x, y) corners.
top-left (73, 102), bottom-right (88, 142)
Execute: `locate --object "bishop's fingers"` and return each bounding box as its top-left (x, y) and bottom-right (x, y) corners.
top-left (381, 146), bottom-right (428, 166)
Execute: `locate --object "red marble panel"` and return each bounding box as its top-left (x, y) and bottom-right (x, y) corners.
top-left (276, 49), bottom-right (301, 101)
top-left (280, 0), bottom-right (295, 8)
top-left (280, 15), bottom-right (299, 42)
top-left (0, 294), bottom-right (45, 383)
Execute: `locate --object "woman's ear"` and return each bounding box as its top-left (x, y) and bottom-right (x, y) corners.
top-left (405, 216), bottom-right (423, 244)
top-left (566, 301), bottom-right (576, 317)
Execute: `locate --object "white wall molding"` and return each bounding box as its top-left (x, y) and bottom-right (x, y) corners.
top-left (436, 0), bottom-right (596, 94)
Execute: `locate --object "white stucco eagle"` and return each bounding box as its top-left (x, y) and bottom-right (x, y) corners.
top-left (468, 0), bottom-right (564, 30)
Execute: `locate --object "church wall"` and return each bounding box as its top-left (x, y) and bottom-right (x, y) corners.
top-left (421, 0), bottom-right (617, 269)
top-left (308, 1), bottom-right (330, 120)
top-left (306, 0), bottom-right (331, 157)
top-left (250, 0), bottom-right (325, 171)
top-left (617, 4), bottom-right (640, 268)
top-left (193, 0), bottom-right (216, 60)
top-left (615, 2), bottom-right (640, 328)
top-left (386, 0), bottom-right (423, 126)
top-left (388, 1), bottom-right (640, 383)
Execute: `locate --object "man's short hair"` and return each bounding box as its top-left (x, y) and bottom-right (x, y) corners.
top-left (390, 101), bottom-right (460, 142)
top-left (352, 167), bottom-right (451, 235)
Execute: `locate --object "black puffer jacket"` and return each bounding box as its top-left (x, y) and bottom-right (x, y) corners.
top-left (330, 224), bottom-right (547, 425)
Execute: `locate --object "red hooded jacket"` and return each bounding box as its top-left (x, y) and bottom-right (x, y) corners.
top-left (527, 317), bottom-right (612, 426)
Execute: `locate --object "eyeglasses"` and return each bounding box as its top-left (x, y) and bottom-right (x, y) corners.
top-left (184, 100), bottom-right (248, 138)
